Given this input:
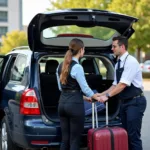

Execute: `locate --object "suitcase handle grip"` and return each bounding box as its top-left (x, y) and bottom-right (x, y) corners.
top-left (92, 99), bottom-right (97, 102)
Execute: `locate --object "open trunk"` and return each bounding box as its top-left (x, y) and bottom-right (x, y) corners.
top-left (39, 55), bottom-right (120, 122)
top-left (28, 9), bottom-right (137, 123)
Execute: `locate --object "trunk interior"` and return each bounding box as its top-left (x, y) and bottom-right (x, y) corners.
top-left (39, 55), bottom-right (120, 122)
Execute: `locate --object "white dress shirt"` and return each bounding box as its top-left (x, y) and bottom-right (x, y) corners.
top-left (113, 52), bottom-right (144, 90)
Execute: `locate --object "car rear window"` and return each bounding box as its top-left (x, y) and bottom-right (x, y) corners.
top-left (43, 25), bottom-right (117, 41)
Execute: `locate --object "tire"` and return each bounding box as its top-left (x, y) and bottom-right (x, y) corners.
top-left (0, 117), bottom-right (23, 150)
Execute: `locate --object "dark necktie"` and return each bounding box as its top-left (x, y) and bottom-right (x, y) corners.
top-left (117, 59), bottom-right (121, 70)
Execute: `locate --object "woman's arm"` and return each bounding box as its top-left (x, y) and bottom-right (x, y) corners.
top-left (56, 65), bottom-right (62, 91)
top-left (71, 64), bottom-right (99, 101)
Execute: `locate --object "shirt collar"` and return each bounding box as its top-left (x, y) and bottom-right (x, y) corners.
top-left (119, 51), bottom-right (129, 62)
top-left (72, 57), bottom-right (79, 63)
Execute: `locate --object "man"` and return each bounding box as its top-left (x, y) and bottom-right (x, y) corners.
top-left (98, 36), bottom-right (147, 150)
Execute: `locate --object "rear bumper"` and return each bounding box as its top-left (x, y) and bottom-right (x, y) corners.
top-left (9, 115), bottom-right (121, 149)
top-left (12, 131), bottom-right (61, 148)
top-left (10, 116), bottom-right (88, 149)
top-left (11, 130), bottom-right (87, 149)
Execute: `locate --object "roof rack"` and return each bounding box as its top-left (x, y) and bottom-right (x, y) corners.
top-left (12, 46), bottom-right (30, 51)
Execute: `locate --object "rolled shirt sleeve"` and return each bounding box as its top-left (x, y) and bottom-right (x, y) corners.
top-left (119, 59), bottom-right (139, 86)
top-left (71, 64), bottom-right (94, 97)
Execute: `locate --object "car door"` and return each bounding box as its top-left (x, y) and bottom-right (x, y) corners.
top-left (2, 54), bottom-right (28, 110)
top-left (2, 54), bottom-right (29, 133)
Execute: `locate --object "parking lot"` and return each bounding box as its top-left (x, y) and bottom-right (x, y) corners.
top-left (141, 79), bottom-right (150, 150)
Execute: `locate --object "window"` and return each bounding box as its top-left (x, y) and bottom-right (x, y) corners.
top-left (3, 56), bottom-right (16, 86)
top-left (96, 59), bottom-right (107, 78)
top-left (43, 25), bottom-right (117, 40)
top-left (0, 27), bottom-right (7, 37)
top-left (144, 60), bottom-right (150, 65)
top-left (0, 0), bottom-right (7, 6)
top-left (0, 57), bottom-right (4, 74)
top-left (0, 11), bottom-right (7, 22)
top-left (0, 55), bottom-right (12, 85)
top-left (39, 57), bottom-right (63, 73)
top-left (10, 55), bottom-right (27, 82)
top-left (95, 57), bottom-right (114, 80)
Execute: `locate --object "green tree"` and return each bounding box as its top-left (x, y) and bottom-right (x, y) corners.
top-left (49, 0), bottom-right (110, 10)
top-left (0, 30), bottom-right (28, 54)
top-left (108, 0), bottom-right (150, 61)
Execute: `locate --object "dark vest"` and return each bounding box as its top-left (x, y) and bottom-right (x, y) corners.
top-left (116, 55), bottom-right (142, 100)
top-left (58, 60), bottom-right (81, 90)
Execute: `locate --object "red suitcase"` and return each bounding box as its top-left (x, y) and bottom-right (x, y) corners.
top-left (88, 101), bottom-right (128, 150)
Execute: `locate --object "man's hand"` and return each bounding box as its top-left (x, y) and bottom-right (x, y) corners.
top-left (98, 95), bottom-right (108, 103)
top-left (96, 93), bottom-right (104, 97)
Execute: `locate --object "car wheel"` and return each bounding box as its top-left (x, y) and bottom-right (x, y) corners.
top-left (0, 117), bottom-right (23, 150)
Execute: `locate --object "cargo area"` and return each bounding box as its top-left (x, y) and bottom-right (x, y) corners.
top-left (39, 55), bottom-right (120, 122)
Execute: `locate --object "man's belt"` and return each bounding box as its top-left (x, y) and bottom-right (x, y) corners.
top-left (122, 93), bottom-right (144, 103)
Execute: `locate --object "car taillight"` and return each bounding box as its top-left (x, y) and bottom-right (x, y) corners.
top-left (20, 89), bottom-right (41, 115)
top-left (148, 66), bottom-right (150, 70)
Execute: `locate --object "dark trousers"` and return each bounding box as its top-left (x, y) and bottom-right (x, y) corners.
top-left (120, 96), bottom-right (147, 150)
top-left (58, 102), bottom-right (85, 150)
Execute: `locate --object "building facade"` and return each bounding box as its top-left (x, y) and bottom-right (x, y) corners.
top-left (0, 0), bottom-right (22, 43)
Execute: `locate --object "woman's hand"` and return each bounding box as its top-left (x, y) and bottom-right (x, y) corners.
top-left (83, 96), bottom-right (92, 102)
top-left (92, 93), bottom-right (102, 102)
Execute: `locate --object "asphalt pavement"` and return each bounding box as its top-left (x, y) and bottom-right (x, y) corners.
top-left (141, 79), bottom-right (150, 150)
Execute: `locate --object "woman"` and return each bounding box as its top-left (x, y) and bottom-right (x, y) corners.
top-left (56, 38), bottom-right (99, 150)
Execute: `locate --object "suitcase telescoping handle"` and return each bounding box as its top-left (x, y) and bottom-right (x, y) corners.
top-left (92, 100), bottom-right (109, 128)
top-left (106, 101), bottom-right (109, 126)
top-left (92, 100), bottom-right (98, 128)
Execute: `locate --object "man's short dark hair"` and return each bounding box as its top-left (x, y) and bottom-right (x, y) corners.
top-left (112, 36), bottom-right (128, 50)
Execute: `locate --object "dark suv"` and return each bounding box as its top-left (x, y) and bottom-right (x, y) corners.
top-left (0, 9), bottom-right (138, 150)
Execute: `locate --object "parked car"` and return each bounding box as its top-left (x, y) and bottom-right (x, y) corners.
top-left (140, 63), bottom-right (144, 71)
top-left (0, 9), bottom-right (138, 150)
top-left (142, 60), bottom-right (150, 73)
